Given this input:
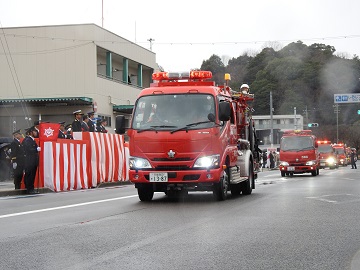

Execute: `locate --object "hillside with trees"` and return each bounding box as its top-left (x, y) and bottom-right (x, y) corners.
top-left (200, 41), bottom-right (360, 147)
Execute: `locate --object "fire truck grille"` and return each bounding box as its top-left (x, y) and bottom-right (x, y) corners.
top-left (153, 158), bottom-right (192, 161)
top-left (155, 165), bottom-right (190, 170)
top-left (289, 162), bottom-right (306, 166)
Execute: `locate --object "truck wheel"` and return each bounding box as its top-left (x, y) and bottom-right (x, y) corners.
top-left (242, 162), bottom-right (253, 195)
top-left (138, 186), bottom-right (154, 201)
top-left (311, 170), bottom-right (317, 176)
top-left (281, 171), bottom-right (286, 177)
top-left (213, 171), bottom-right (228, 201)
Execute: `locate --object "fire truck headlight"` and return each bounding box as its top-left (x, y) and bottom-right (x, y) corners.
top-left (129, 157), bottom-right (152, 169)
top-left (326, 157), bottom-right (335, 164)
top-left (306, 160), bottom-right (317, 166)
top-left (279, 161), bottom-right (289, 166)
top-left (194, 154), bottom-right (220, 168)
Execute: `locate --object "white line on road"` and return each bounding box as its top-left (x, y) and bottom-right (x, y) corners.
top-left (0, 195), bottom-right (138, 219)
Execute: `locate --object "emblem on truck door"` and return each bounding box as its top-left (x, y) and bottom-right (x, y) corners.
top-left (168, 150), bottom-right (175, 158)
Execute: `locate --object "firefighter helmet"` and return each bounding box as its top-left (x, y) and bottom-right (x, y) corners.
top-left (240, 84), bottom-right (250, 93)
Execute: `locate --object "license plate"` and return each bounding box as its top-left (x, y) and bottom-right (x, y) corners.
top-left (287, 166), bottom-right (295, 171)
top-left (149, 172), bottom-right (168, 182)
top-left (320, 162), bottom-right (325, 166)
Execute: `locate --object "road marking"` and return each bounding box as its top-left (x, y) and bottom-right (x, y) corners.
top-left (0, 195), bottom-right (138, 219)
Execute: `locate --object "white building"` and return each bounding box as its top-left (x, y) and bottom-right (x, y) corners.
top-left (252, 114), bottom-right (304, 146)
top-left (0, 24), bottom-right (158, 136)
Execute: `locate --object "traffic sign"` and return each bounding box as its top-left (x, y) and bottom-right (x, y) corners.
top-left (334, 94), bottom-right (360, 103)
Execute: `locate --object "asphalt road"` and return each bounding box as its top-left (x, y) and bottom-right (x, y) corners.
top-left (0, 167), bottom-right (360, 270)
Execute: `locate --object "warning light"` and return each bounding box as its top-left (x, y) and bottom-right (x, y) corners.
top-left (307, 123), bottom-right (319, 127)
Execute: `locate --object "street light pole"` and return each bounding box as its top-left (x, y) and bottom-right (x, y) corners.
top-left (333, 104), bottom-right (339, 143)
top-left (270, 91), bottom-right (273, 147)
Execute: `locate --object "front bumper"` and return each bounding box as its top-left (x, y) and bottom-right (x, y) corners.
top-left (129, 168), bottom-right (223, 191)
top-left (279, 165), bottom-right (317, 174)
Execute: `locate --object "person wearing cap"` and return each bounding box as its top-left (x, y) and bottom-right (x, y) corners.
top-left (87, 111), bottom-right (96, 132)
top-left (22, 126), bottom-right (40, 194)
top-left (71, 110), bottom-right (83, 132)
top-left (96, 118), bottom-right (108, 133)
top-left (65, 124), bottom-right (73, 139)
top-left (81, 115), bottom-right (90, 132)
top-left (9, 129), bottom-right (25, 189)
top-left (58, 122), bottom-right (71, 139)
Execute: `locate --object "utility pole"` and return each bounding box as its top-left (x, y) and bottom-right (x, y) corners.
top-left (333, 104), bottom-right (339, 143)
top-left (102, 0), bottom-right (104, 28)
top-left (148, 38), bottom-right (155, 51)
top-left (270, 91), bottom-right (273, 147)
top-left (294, 107), bottom-right (297, 129)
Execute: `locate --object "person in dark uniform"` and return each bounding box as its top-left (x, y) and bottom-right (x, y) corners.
top-left (81, 115), bottom-right (90, 132)
top-left (9, 129), bottom-right (25, 189)
top-left (22, 126), bottom-right (40, 194)
top-left (87, 111), bottom-right (96, 132)
top-left (64, 124), bottom-right (73, 139)
top-left (96, 118), bottom-right (108, 133)
top-left (58, 122), bottom-right (71, 139)
top-left (350, 149), bottom-right (357, 169)
top-left (71, 110), bottom-right (83, 132)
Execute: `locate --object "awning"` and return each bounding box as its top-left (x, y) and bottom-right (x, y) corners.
top-left (0, 97), bottom-right (93, 107)
top-left (113, 104), bottom-right (134, 114)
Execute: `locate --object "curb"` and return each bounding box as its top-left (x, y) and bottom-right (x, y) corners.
top-left (0, 181), bottom-right (133, 197)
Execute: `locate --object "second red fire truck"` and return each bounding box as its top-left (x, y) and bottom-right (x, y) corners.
top-left (279, 130), bottom-right (320, 177)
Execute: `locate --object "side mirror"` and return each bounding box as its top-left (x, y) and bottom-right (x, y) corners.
top-left (115, 115), bottom-right (126, 134)
top-left (218, 102), bottom-right (230, 121)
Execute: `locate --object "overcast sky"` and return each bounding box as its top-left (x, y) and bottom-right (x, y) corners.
top-left (1, 0), bottom-right (360, 71)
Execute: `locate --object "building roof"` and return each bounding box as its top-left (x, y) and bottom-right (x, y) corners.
top-left (0, 97), bottom-right (93, 107)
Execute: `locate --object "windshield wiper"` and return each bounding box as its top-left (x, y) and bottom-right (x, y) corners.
top-left (170, 121), bottom-right (212, 134)
top-left (137, 125), bottom-right (177, 133)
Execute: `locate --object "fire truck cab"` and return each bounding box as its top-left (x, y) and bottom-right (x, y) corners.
top-left (317, 140), bottom-right (339, 169)
top-left (333, 144), bottom-right (348, 166)
top-left (116, 71), bottom-right (260, 201)
top-left (279, 130), bottom-right (320, 177)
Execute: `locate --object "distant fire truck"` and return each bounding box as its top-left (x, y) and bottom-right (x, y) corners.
top-left (279, 130), bottom-right (320, 177)
top-left (317, 140), bottom-right (339, 169)
top-left (333, 143), bottom-right (348, 166)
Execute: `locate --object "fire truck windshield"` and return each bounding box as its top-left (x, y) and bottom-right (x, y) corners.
top-left (280, 136), bottom-right (315, 151)
top-left (318, 144), bottom-right (333, 153)
top-left (132, 94), bottom-right (216, 130)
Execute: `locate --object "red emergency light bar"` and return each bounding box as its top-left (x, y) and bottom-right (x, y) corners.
top-left (152, 71), bottom-right (212, 81)
top-left (317, 140), bottom-right (331, 144)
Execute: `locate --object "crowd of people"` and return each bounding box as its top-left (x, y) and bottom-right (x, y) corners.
top-left (261, 150), bottom-right (279, 170)
top-left (1, 110), bottom-right (108, 192)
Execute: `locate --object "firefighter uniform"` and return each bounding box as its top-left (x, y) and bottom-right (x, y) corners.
top-left (10, 129), bottom-right (25, 189)
top-left (72, 110), bottom-right (83, 132)
top-left (22, 127), bottom-right (39, 194)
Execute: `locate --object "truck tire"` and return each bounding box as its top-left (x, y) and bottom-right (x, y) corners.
top-left (213, 171), bottom-right (228, 201)
top-left (311, 170), bottom-right (317, 176)
top-left (138, 186), bottom-right (154, 201)
top-left (281, 171), bottom-right (286, 177)
top-left (241, 162), bottom-right (253, 195)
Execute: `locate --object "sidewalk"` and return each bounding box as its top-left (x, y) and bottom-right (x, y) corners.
top-left (0, 178), bottom-right (132, 197)
top-left (0, 179), bottom-right (52, 196)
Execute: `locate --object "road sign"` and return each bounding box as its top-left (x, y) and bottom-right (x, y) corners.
top-left (334, 94), bottom-right (360, 103)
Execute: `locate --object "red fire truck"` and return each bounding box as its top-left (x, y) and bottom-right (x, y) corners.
top-left (332, 143), bottom-right (348, 166)
top-left (116, 71), bottom-right (260, 201)
top-left (279, 130), bottom-right (320, 177)
top-left (317, 140), bottom-right (339, 169)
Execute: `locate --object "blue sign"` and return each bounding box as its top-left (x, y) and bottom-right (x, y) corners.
top-left (334, 94), bottom-right (360, 103)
